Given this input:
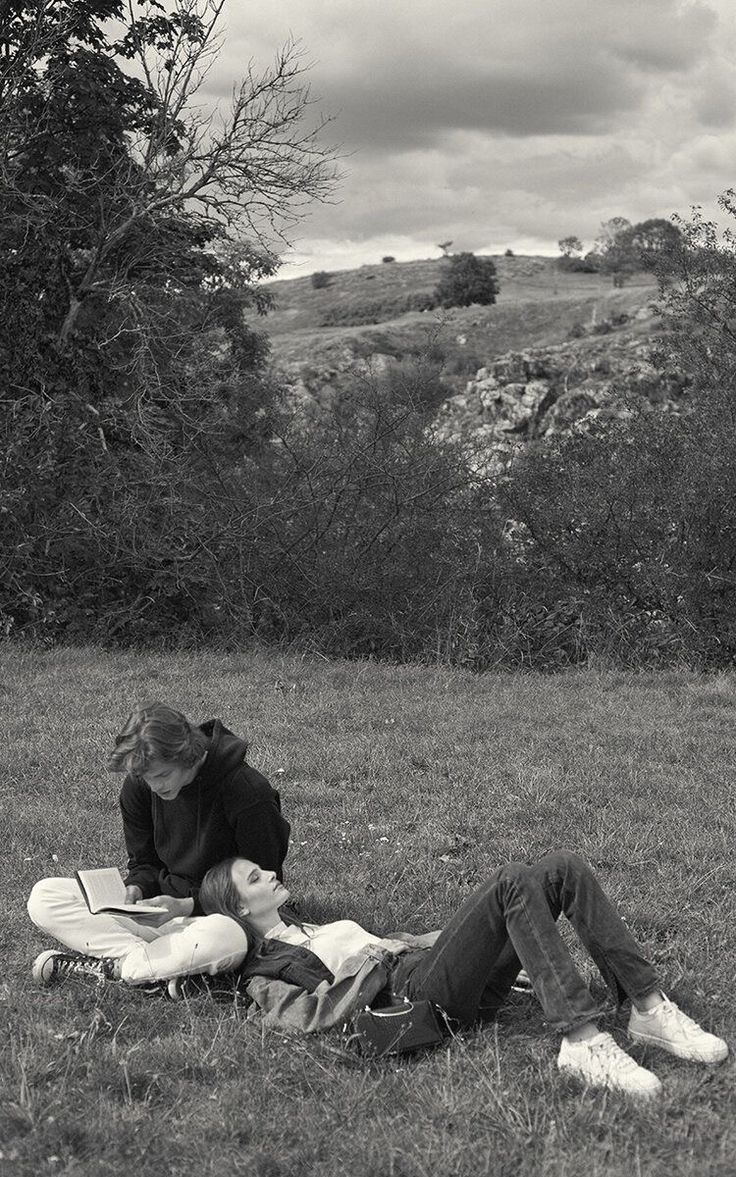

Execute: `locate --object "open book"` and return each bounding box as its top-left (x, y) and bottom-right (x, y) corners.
top-left (75, 868), bottom-right (167, 916)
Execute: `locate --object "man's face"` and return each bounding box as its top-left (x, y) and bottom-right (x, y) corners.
top-left (140, 757), bottom-right (200, 801)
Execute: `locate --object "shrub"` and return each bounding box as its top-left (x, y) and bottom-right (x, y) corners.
top-left (442, 351), bottom-right (484, 378)
top-left (495, 398), bottom-right (736, 667)
top-left (234, 368), bottom-right (502, 662)
top-left (556, 255), bottom-right (600, 273)
top-left (311, 270), bottom-right (332, 289)
top-left (434, 252), bottom-right (499, 309)
top-left (651, 195), bottom-right (736, 400)
top-left (318, 291), bottom-right (437, 327)
top-left (382, 256), bottom-right (396, 263)
top-left (504, 248), bottom-right (515, 257)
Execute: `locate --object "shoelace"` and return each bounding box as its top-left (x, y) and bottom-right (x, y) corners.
top-left (657, 1001), bottom-right (701, 1037)
top-left (64, 954), bottom-right (112, 979)
top-left (55, 956), bottom-right (79, 977)
top-left (585, 1037), bottom-right (642, 1073)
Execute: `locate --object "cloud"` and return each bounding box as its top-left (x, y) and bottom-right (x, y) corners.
top-left (322, 65), bottom-right (645, 150)
top-left (692, 65), bottom-right (736, 128)
top-left (211, 0), bottom-right (718, 146)
top-left (196, 0), bottom-right (736, 273)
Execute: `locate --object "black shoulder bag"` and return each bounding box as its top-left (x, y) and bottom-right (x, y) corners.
top-left (345, 997), bottom-right (448, 1059)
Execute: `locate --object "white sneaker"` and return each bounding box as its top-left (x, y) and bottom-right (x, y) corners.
top-left (558, 1031), bottom-right (662, 1099)
top-left (628, 996), bottom-right (728, 1064)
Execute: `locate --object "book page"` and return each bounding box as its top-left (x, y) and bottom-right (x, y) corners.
top-left (76, 868), bottom-right (167, 915)
top-left (77, 867), bottom-right (126, 910)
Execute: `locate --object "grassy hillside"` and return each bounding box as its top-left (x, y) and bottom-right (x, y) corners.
top-left (255, 255), bottom-right (659, 372)
top-left (4, 644), bottom-right (736, 1177)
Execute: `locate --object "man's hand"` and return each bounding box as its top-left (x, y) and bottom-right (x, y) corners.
top-left (125, 885), bottom-right (144, 905)
top-left (126, 894), bottom-right (195, 927)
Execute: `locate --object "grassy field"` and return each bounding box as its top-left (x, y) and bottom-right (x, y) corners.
top-left (3, 644), bottom-right (736, 1176)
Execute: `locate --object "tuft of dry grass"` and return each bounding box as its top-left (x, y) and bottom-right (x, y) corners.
top-left (2, 644), bottom-right (736, 1176)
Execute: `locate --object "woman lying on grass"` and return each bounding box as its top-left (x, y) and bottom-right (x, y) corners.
top-left (34, 850), bottom-right (727, 1098)
top-left (195, 850), bottom-right (728, 1100)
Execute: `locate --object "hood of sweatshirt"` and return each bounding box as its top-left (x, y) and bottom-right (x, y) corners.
top-left (195, 718), bottom-right (249, 785)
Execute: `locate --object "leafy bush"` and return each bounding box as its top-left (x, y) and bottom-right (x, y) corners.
top-left (216, 369), bottom-right (502, 662)
top-left (434, 252), bottom-right (499, 309)
top-left (382, 256), bottom-right (396, 263)
top-left (651, 194), bottom-right (736, 399)
top-left (441, 351), bottom-right (484, 378)
top-left (311, 270), bottom-right (332, 289)
top-left (556, 255), bottom-right (600, 273)
top-left (318, 291), bottom-right (437, 327)
top-left (495, 398), bottom-right (736, 667)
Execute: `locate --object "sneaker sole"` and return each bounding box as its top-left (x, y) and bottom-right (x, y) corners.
top-left (558, 1062), bottom-right (662, 1099)
top-left (629, 1030), bottom-right (729, 1064)
top-left (32, 950), bottom-right (60, 986)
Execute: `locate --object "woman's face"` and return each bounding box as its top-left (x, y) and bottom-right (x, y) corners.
top-left (230, 859), bottom-right (289, 919)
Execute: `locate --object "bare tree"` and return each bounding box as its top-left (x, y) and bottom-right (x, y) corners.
top-left (2, 0), bottom-right (338, 344)
top-left (0, 1), bottom-right (339, 641)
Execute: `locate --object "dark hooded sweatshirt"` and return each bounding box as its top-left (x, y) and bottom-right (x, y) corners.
top-left (119, 719), bottom-right (290, 913)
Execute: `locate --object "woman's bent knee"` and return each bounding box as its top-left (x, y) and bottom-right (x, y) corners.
top-left (539, 850), bottom-right (590, 876)
top-left (497, 860), bottom-right (529, 887)
top-left (500, 852), bottom-right (590, 890)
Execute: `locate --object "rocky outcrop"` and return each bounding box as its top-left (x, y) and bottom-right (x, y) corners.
top-left (432, 328), bottom-right (687, 468)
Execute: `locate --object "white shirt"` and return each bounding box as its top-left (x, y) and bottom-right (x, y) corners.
top-left (266, 919), bottom-right (393, 975)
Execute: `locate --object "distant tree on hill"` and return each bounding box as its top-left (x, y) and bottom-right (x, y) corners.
top-left (594, 217), bottom-right (683, 285)
top-left (593, 219), bottom-right (635, 285)
top-left (558, 236), bottom-right (583, 258)
top-left (434, 252), bottom-right (499, 308)
top-left (505, 248), bottom-right (515, 257)
top-left (557, 236), bottom-right (599, 272)
top-left (311, 270), bottom-right (332, 289)
top-left (437, 240), bottom-right (453, 257)
top-left (595, 217), bottom-right (632, 250)
top-left (624, 218), bottom-right (683, 268)
top-left (382, 256), bottom-right (395, 263)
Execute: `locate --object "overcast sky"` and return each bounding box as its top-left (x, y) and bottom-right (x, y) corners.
top-left (202, 0), bottom-right (736, 277)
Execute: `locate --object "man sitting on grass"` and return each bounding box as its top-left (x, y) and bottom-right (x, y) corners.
top-left (28, 701), bottom-right (290, 989)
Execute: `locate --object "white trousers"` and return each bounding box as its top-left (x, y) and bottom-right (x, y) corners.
top-left (28, 877), bottom-right (249, 985)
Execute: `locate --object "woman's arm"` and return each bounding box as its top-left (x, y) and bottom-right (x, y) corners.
top-left (385, 930), bottom-right (441, 949)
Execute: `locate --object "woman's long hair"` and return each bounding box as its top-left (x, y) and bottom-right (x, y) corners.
top-left (199, 857), bottom-right (260, 950)
top-left (200, 858), bottom-right (302, 955)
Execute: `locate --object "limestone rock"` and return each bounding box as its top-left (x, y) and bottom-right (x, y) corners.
top-left (435, 325), bottom-right (684, 464)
